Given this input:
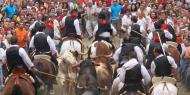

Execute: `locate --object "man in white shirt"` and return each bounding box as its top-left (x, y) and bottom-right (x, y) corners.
top-left (151, 46), bottom-right (178, 79)
top-left (60, 9), bottom-right (82, 39)
top-left (117, 50), bottom-right (151, 94)
top-left (3, 36), bottom-right (40, 95)
top-left (113, 42), bottom-right (144, 66)
top-left (29, 22), bottom-right (58, 69)
top-left (84, 1), bottom-right (99, 38)
top-left (93, 12), bottom-right (117, 50)
top-left (121, 11), bottom-right (132, 33)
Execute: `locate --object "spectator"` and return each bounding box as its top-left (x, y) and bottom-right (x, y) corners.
top-left (2, 1), bottom-right (17, 19)
top-left (15, 22), bottom-right (28, 48)
top-left (109, 0), bottom-right (122, 31)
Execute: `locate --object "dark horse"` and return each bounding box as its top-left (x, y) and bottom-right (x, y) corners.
top-left (76, 59), bottom-right (100, 95)
top-left (33, 54), bottom-right (56, 95)
top-left (2, 68), bottom-right (35, 95)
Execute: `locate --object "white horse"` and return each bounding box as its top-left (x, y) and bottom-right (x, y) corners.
top-left (60, 38), bottom-right (83, 59)
top-left (58, 50), bottom-right (78, 95)
top-left (58, 38), bottom-right (85, 95)
top-left (150, 77), bottom-right (178, 95)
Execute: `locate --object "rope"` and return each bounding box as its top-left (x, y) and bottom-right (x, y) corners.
top-left (35, 70), bottom-right (76, 84)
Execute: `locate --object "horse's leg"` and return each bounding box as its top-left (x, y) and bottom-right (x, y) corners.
top-left (111, 77), bottom-right (122, 95)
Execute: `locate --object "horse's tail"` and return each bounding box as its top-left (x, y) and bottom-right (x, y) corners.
top-left (12, 84), bottom-right (23, 95)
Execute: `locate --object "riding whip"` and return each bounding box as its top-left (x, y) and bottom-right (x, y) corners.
top-left (156, 32), bottom-right (166, 55)
top-left (36, 70), bottom-right (76, 84)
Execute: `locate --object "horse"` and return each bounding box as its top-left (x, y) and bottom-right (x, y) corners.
top-left (76, 59), bottom-right (99, 95)
top-left (58, 37), bottom-right (86, 95)
top-left (88, 40), bottom-right (113, 95)
top-left (149, 77), bottom-right (178, 95)
top-left (2, 68), bottom-right (35, 95)
top-left (57, 50), bottom-right (79, 95)
top-left (33, 54), bottom-right (55, 95)
top-left (60, 37), bottom-right (84, 61)
top-left (165, 42), bottom-right (180, 66)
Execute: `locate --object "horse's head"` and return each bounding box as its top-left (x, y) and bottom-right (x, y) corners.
top-left (78, 59), bottom-right (97, 78)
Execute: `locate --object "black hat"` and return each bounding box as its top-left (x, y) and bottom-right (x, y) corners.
top-left (35, 22), bottom-right (45, 32)
top-left (70, 9), bottom-right (78, 13)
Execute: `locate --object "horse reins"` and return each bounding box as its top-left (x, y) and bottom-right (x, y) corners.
top-left (35, 70), bottom-right (77, 84)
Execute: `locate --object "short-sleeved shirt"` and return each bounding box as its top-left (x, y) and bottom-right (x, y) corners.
top-left (110, 4), bottom-right (122, 20)
top-left (2, 5), bottom-right (17, 18)
top-left (15, 28), bottom-right (28, 48)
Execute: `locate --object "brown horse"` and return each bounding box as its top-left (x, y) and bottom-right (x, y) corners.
top-left (166, 45), bottom-right (180, 66)
top-left (89, 41), bottom-right (113, 95)
top-left (33, 55), bottom-right (55, 95)
top-left (2, 68), bottom-right (35, 95)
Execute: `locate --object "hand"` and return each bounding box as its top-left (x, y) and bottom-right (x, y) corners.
top-left (53, 53), bottom-right (58, 58)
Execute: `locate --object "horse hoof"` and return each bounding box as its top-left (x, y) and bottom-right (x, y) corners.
top-left (50, 90), bottom-right (55, 95)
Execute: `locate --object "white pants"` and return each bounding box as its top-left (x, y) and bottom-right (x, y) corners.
top-left (86, 20), bottom-right (97, 37)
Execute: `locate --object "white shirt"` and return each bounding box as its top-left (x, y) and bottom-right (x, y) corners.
top-left (113, 45), bottom-right (144, 64)
top-left (147, 30), bottom-right (173, 44)
top-left (118, 58), bottom-right (151, 85)
top-left (60, 16), bottom-right (81, 36)
top-left (3, 45), bottom-right (34, 70)
top-left (53, 19), bottom-right (61, 40)
top-left (121, 15), bottom-right (132, 31)
top-left (151, 54), bottom-right (178, 75)
top-left (137, 18), bottom-right (147, 34)
top-left (29, 32), bottom-right (57, 55)
top-left (93, 24), bottom-right (117, 38)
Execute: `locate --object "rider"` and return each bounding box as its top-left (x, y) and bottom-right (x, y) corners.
top-left (29, 22), bottom-right (58, 73)
top-left (151, 46), bottom-right (178, 79)
top-left (113, 39), bottom-right (144, 78)
top-left (118, 50), bottom-right (151, 94)
top-left (128, 16), bottom-right (143, 46)
top-left (147, 20), bottom-right (173, 44)
top-left (113, 39), bottom-right (144, 66)
top-left (61, 9), bottom-right (82, 39)
top-left (93, 12), bottom-right (117, 50)
top-left (3, 36), bottom-right (41, 95)
top-left (146, 21), bottom-right (173, 69)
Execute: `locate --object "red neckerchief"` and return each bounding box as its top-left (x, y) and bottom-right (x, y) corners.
top-left (70, 13), bottom-right (77, 19)
top-left (99, 20), bottom-right (107, 24)
top-left (152, 18), bottom-right (158, 23)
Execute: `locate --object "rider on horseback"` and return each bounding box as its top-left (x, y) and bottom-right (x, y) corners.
top-left (117, 51), bottom-right (151, 94)
top-left (93, 12), bottom-right (117, 51)
top-left (3, 36), bottom-right (41, 95)
top-left (29, 22), bottom-right (58, 74)
top-left (113, 40), bottom-right (144, 66)
top-left (61, 9), bottom-right (82, 39)
top-left (146, 21), bottom-right (173, 69)
top-left (128, 16), bottom-right (144, 46)
top-left (151, 46), bottom-right (178, 79)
